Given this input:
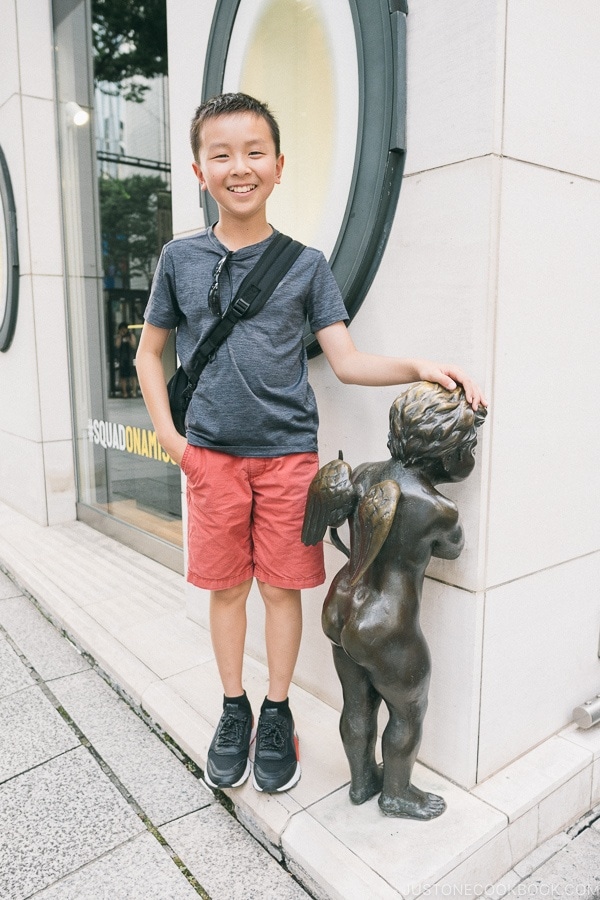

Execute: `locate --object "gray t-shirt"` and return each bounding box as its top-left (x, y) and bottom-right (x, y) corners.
top-left (144, 227), bottom-right (348, 456)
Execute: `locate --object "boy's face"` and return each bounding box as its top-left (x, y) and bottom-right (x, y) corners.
top-left (192, 112), bottom-right (284, 222)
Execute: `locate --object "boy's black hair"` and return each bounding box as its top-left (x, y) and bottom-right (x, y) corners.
top-left (190, 93), bottom-right (281, 161)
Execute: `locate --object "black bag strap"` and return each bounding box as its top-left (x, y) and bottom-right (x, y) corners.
top-left (185, 232), bottom-right (305, 388)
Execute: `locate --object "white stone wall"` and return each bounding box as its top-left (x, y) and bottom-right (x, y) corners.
top-left (476, 0), bottom-right (600, 782)
top-left (181, 0), bottom-right (600, 789)
top-left (2, 0), bottom-right (597, 791)
top-left (0, 0), bottom-right (76, 525)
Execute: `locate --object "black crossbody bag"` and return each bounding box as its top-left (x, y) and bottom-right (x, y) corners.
top-left (167, 233), bottom-right (305, 436)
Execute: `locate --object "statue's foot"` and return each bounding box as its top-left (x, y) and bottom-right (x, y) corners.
top-left (378, 786), bottom-right (446, 820)
top-left (349, 765), bottom-right (384, 805)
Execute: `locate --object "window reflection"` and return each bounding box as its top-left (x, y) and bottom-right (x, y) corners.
top-left (54, 0), bottom-right (183, 561)
top-left (92, 0), bottom-right (181, 545)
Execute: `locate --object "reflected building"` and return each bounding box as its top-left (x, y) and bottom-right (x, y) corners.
top-left (53, 1), bottom-right (181, 564)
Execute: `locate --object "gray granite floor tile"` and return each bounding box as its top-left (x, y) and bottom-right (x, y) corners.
top-left (50, 669), bottom-right (214, 825)
top-left (162, 804), bottom-right (311, 900)
top-left (0, 684), bottom-right (79, 783)
top-left (510, 828), bottom-right (600, 895)
top-left (0, 571), bottom-right (21, 600)
top-left (0, 595), bottom-right (90, 680)
top-left (486, 869), bottom-right (521, 899)
top-left (0, 746), bottom-right (144, 900)
top-left (33, 832), bottom-right (201, 900)
top-left (513, 831), bottom-right (571, 878)
top-left (0, 634), bottom-right (34, 698)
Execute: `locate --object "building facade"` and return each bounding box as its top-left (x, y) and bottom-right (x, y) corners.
top-left (1, 0), bottom-right (599, 811)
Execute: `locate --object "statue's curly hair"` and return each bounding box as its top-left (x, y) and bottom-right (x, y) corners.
top-left (387, 382), bottom-right (487, 465)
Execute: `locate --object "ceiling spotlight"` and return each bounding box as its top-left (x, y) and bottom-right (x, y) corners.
top-left (65, 101), bottom-right (90, 127)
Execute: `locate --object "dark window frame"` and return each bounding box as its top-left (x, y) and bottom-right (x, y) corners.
top-left (202, 0), bottom-right (407, 356)
top-left (0, 145), bottom-right (19, 353)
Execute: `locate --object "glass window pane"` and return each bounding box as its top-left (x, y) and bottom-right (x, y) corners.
top-left (54, 0), bottom-right (182, 560)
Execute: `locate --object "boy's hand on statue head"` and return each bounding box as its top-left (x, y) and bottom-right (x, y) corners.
top-left (415, 361), bottom-right (488, 411)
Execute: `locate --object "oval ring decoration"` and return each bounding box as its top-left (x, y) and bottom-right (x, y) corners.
top-left (0, 145), bottom-right (19, 352)
top-left (202, 0), bottom-right (407, 357)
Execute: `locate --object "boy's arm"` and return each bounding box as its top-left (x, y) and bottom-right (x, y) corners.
top-left (136, 323), bottom-right (187, 465)
top-left (315, 321), bottom-right (486, 410)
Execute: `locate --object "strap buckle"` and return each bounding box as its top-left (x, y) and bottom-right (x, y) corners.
top-left (230, 296), bottom-right (250, 318)
top-left (183, 375), bottom-right (198, 399)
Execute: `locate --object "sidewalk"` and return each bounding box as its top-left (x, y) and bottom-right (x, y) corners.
top-left (1, 501), bottom-right (600, 898)
top-left (0, 568), bottom-right (311, 900)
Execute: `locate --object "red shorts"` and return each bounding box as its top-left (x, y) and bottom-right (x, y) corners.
top-left (180, 446), bottom-right (325, 591)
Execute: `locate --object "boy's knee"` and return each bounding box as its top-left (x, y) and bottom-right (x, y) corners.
top-left (257, 581), bottom-right (301, 604)
top-left (211, 579), bottom-right (252, 605)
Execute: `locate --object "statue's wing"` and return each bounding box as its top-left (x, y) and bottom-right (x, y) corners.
top-left (301, 458), bottom-right (357, 545)
top-left (349, 480), bottom-right (401, 585)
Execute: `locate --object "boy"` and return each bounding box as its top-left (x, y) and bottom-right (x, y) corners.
top-left (136, 93), bottom-right (486, 794)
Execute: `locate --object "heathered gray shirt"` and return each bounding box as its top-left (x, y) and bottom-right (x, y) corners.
top-left (144, 227), bottom-right (348, 456)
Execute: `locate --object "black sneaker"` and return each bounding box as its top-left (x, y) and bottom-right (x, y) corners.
top-left (204, 702), bottom-right (253, 789)
top-left (252, 707), bottom-right (301, 793)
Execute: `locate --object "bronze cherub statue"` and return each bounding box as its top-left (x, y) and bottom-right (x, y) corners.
top-left (302, 382), bottom-right (487, 819)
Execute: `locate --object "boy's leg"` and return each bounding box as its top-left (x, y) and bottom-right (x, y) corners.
top-left (246, 454), bottom-right (323, 793)
top-left (257, 582), bottom-right (302, 701)
top-left (204, 578), bottom-right (254, 790)
top-left (252, 580), bottom-right (302, 793)
top-left (210, 578), bottom-right (253, 696)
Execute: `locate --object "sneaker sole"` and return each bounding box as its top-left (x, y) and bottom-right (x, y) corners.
top-left (204, 757), bottom-right (251, 790)
top-left (253, 760), bottom-right (301, 793)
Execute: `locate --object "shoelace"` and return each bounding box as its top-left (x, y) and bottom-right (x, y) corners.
top-left (215, 714), bottom-right (246, 749)
top-left (257, 719), bottom-right (288, 752)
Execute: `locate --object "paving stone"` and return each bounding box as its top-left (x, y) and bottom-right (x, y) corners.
top-left (510, 828), bottom-right (600, 896)
top-left (0, 635), bottom-right (34, 698)
top-left (0, 595), bottom-right (90, 680)
top-left (486, 869), bottom-right (521, 898)
top-left (0, 746), bottom-right (144, 900)
top-left (162, 803), bottom-right (312, 900)
top-left (50, 668), bottom-right (214, 825)
top-left (0, 571), bottom-right (21, 600)
top-left (0, 684), bottom-right (79, 783)
top-left (513, 830), bottom-right (571, 878)
top-left (33, 831), bottom-right (201, 900)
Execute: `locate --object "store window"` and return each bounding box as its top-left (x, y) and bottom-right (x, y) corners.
top-left (53, 0), bottom-right (182, 571)
top-left (203, 0), bottom-right (408, 355)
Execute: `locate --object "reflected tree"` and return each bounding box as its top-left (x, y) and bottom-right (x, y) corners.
top-left (100, 175), bottom-right (170, 288)
top-left (92, 0), bottom-right (168, 101)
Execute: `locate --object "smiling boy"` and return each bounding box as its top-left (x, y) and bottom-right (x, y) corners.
top-left (136, 92), bottom-right (486, 794)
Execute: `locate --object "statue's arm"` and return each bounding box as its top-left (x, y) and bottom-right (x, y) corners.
top-left (430, 500), bottom-right (465, 559)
